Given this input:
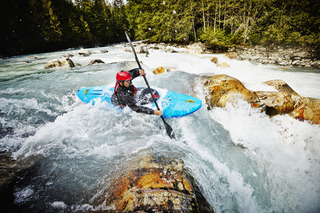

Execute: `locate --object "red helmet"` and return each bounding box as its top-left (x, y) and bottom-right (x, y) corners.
top-left (116, 71), bottom-right (132, 81)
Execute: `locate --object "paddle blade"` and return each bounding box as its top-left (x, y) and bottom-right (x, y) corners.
top-left (163, 119), bottom-right (175, 139)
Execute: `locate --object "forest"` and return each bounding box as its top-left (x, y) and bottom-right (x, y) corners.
top-left (1, 0), bottom-right (319, 57)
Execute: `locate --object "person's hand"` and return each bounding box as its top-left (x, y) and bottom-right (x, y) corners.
top-left (154, 110), bottom-right (162, 116)
top-left (139, 69), bottom-right (146, 76)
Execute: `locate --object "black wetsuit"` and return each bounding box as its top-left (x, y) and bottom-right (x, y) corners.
top-left (111, 68), bottom-right (155, 115)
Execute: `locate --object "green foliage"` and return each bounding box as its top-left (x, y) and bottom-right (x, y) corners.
top-left (1, 0), bottom-right (319, 57)
top-left (199, 27), bottom-right (233, 49)
top-left (126, 0), bottom-right (320, 48)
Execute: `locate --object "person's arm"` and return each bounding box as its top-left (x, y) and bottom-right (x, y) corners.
top-left (128, 68), bottom-right (144, 80)
top-left (120, 91), bottom-right (155, 115)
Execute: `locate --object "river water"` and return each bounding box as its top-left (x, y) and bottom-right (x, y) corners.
top-left (0, 44), bottom-right (319, 212)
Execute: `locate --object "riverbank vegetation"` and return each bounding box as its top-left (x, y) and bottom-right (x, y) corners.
top-left (1, 0), bottom-right (319, 57)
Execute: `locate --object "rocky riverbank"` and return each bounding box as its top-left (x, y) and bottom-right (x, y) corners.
top-left (228, 45), bottom-right (320, 69)
top-left (41, 41), bottom-right (320, 70)
top-left (140, 42), bottom-right (320, 69)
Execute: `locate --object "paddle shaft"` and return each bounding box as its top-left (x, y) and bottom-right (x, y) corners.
top-left (125, 32), bottom-right (174, 138)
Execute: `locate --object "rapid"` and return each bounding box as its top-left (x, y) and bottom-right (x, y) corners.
top-left (0, 44), bottom-right (319, 212)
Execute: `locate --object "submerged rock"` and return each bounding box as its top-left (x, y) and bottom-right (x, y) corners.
top-left (210, 57), bottom-right (231, 68)
top-left (90, 155), bottom-right (214, 212)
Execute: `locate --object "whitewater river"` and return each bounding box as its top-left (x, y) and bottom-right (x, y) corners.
top-left (0, 44), bottom-right (319, 212)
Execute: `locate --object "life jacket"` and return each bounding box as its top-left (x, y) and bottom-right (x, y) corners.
top-left (114, 82), bottom-right (137, 107)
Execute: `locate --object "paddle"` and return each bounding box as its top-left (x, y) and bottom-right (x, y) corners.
top-left (125, 31), bottom-right (175, 139)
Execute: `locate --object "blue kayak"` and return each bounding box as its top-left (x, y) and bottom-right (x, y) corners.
top-left (76, 86), bottom-right (202, 118)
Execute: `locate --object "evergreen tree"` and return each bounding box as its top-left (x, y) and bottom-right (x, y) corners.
top-left (1, 0), bottom-right (319, 57)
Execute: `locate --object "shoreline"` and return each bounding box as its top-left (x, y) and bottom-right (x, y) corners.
top-left (130, 41), bottom-right (320, 69)
top-left (228, 44), bottom-right (320, 69)
top-left (2, 42), bottom-right (320, 70)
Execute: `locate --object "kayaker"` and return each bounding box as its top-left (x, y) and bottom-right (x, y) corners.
top-left (111, 68), bottom-right (162, 116)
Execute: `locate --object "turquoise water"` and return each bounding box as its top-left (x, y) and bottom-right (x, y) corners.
top-left (1, 45), bottom-right (320, 212)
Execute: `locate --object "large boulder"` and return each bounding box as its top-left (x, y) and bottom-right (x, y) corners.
top-left (91, 155), bottom-right (214, 212)
top-left (255, 91), bottom-right (294, 116)
top-left (263, 80), bottom-right (320, 123)
top-left (202, 74), bottom-right (260, 109)
top-left (202, 75), bottom-right (320, 124)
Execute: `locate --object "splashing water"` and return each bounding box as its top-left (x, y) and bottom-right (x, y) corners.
top-left (0, 45), bottom-right (319, 212)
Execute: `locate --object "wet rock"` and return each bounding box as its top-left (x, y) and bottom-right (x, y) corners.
top-left (255, 91), bottom-right (294, 116)
top-left (265, 80), bottom-right (320, 124)
top-left (91, 155), bottom-right (214, 212)
top-left (0, 123), bottom-right (14, 139)
top-left (92, 49), bottom-right (108, 54)
top-left (88, 59), bottom-right (105, 65)
top-left (211, 57), bottom-right (218, 64)
top-left (152, 67), bottom-right (171, 75)
top-left (0, 152), bottom-right (16, 211)
top-left (136, 45), bottom-right (149, 55)
top-left (44, 57), bottom-right (75, 69)
top-left (210, 57), bottom-right (230, 68)
top-left (153, 67), bottom-right (165, 75)
top-left (202, 74), bottom-right (260, 109)
top-left (77, 49), bottom-right (92, 57)
top-left (165, 46), bottom-right (177, 53)
top-left (217, 62), bottom-right (231, 68)
top-left (202, 75), bottom-right (320, 124)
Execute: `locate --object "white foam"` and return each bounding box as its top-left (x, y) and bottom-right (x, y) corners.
top-left (2, 44), bottom-right (320, 212)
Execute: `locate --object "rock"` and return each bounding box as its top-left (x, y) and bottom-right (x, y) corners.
top-left (152, 67), bottom-right (171, 75)
top-left (291, 98), bottom-right (320, 124)
top-left (0, 124), bottom-right (14, 139)
top-left (186, 42), bottom-right (206, 54)
top-left (202, 75), bottom-right (320, 124)
top-left (28, 55), bottom-right (37, 59)
top-left (262, 80), bottom-right (320, 123)
top-left (202, 74), bottom-right (260, 109)
top-left (91, 155), bottom-right (214, 212)
top-left (217, 62), bottom-right (231, 68)
top-left (77, 49), bottom-right (91, 56)
top-left (232, 45), bottom-right (319, 68)
top-left (0, 152), bottom-right (43, 212)
top-left (136, 45), bottom-right (149, 55)
top-left (291, 106), bottom-right (314, 121)
top-left (263, 80), bottom-right (302, 107)
top-left (0, 152), bottom-right (16, 211)
top-left (66, 58), bottom-right (75, 68)
top-left (225, 52), bottom-right (237, 59)
top-left (88, 59), bottom-right (105, 65)
top-left (211, 57), bottom-right (218, 64)
top-left (44, 57), bottom-right (75, 69)
top-left (153, 67), bottom-right (165, 75)
top-left (255, 91), bottom-right (294, 116)
top-left (92, 49), bottom-right (108, 54)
